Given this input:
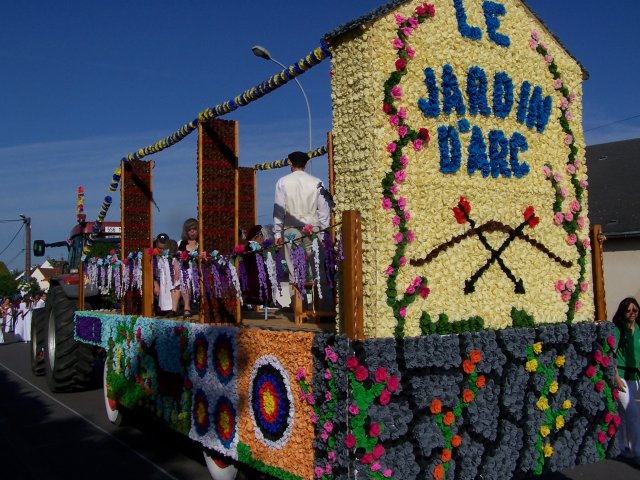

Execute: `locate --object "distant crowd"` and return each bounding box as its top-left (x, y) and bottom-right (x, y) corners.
top-left (0, 292), bottom-right (46, 344)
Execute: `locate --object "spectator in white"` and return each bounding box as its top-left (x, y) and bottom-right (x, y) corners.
top-left (2, 297), bottom-right (12, 333)
top-left (273, 151), bottom-right (331, 308)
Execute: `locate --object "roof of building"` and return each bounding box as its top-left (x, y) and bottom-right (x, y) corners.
top-left (322, 0), bottom-right (588, 79)
top-left (586, 138), bottom-right (640, 238)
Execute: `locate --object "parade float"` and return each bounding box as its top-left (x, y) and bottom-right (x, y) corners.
top-left (46, 1), bottom-right (618, 479)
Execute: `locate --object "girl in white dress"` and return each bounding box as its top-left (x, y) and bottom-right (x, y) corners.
top-left (2, 298), bottom-right (11, 333)
top-left (14, 297), bottom-right (28, 341)
top-left (21, 297), bottom-right (32, 343)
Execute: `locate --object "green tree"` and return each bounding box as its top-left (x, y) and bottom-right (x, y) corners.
top-left (0, 261), bottom-right (18, 297)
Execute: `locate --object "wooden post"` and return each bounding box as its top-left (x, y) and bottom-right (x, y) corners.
top-left (120, 159), bottom-right (125, 315)
top-left (327, 132), bottom-right (336, 240)
top-left (233, 122), bottom-right (240, 325)
top-left (197, 126), bottom-right (204, 324)
top-left (342, 210), bottom-right (364, 340)
top-left (78, 259), bottom-right (85, 311)
top-left (142, 249), bottom-right (153, 318)
top-left (591, 224), bottom-right (607, 321)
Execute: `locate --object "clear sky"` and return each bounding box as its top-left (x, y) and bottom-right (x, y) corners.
top-left (1, 0), bottom-right (639, 272)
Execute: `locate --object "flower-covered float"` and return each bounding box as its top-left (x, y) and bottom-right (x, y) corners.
top-left (72, 1), bottom-right (617, 479)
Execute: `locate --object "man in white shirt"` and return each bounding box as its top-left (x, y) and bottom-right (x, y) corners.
top-left (273, 151), bottom-right (331, 308)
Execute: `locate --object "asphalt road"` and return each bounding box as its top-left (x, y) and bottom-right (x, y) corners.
top-left (1, 333), bottom-right (638, 480)
top-left (0, 334), bottom-right (212, 480)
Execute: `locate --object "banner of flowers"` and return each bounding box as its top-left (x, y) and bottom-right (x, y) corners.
top-left (83, 227), bottom-right (341, 308)
top-left (253, 145), bottom-right (328, 171)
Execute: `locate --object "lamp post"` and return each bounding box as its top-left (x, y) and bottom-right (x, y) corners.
top-left (19, 214), bottom-right (31, 281)
top-left (252, 45), bottom-right (313, 155)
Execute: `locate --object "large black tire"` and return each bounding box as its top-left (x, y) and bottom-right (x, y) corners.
top-left (30, 308), bottom-right (46, 376)
top-left (44, 285), bottom-right (97, 392)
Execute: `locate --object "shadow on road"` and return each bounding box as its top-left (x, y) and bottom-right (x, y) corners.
top-left (0, 352), bottom-right (210, 479)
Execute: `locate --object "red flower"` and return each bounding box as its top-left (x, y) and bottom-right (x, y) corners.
top-left (360, 453), bottom-right (373, 465)
top-left (585, 365), bottom-right (597, 378)
top-left (395, 58), bottom-right (406, 71)
top-left (180, 250), bottom-right (189, 261)
top-left (443, 411), bottom-right (455, 426)
top-left (476, 375), bottom-right (486, 389)
top-left (419, 286), bottom-right (430, 299)
top-left (369, 423), bottom-right (381, 437)
top-left (441, 448), bottom-right (451, 462)
top-left (433, 464), bottom-right (444, 480)
top-left (452, 197), bottom-right (471, 224)
top-left (345, 433), bottom-right (356, 448)
top-left (595, 380), bottom-right (605, 392)
top-left (346, 356), bottom-right (359, 371)
top-left (419, 128), bottom-right (431, 143)
top-left (386, 375), bottom-right (400, 392)
top-left (374, 367), bottom-right (388, 383)
top-left (523, 206), bottom-right (540, 228)
top-left (379, 389), bottom-right (391, 405)
top-left (355, 365), bottom-right (369, 382)
top-left (469, 350), bottom-right (482, 364)
top-left (608, 423), bottom-right (617, 437)
top-left (416, 3), bottom-right (435, 17)
top-left (430, 398), bottom-right (442, 414)
top-left (382, 104), bottom-right (392, 114)
top-left (462, 389), bottom-right (474, 403)
top-left (463, 359), bottom-right (475, 374)
top-left (372, 442), bottom-right (385, 459)
top-left (451, 434), bottom-right (462, 447)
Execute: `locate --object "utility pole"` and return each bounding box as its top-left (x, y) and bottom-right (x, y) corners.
top-left (19, 214), bottom-right (31, 280)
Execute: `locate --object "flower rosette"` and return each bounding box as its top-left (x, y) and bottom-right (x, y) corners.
top-left (531, 31), bottom-right (589, 323)
top-left (583, 335), bottom-right (619, 459)
top-left (381, 3), bottom-right (435, 338)
top-left (343, 353), bottom-right (398, 479)
top-left (187, 325), bottom-right (239, 455)
top-left (428, 350), bottom-right (484, 480)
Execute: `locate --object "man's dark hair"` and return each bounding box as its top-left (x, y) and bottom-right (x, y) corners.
top-left (288, 151), bottom-right (309, 169)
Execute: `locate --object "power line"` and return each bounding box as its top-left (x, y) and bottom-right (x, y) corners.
top-left (0, 223), bottom-right (24, 257)
top-left (584, 113), bottom-right (640, 132)
top-left (0, 219), bottom-right (23, 223)
top-left (6, 249), bottom-right (24, 266)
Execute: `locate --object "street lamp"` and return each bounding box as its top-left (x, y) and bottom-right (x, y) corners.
top-left (252, 45), bottom-right (313, 156)
top-left (19, 214), bottom-right (31, 280)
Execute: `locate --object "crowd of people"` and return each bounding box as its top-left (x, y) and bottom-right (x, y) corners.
top-left (0, 293), bottom-right (45, 344)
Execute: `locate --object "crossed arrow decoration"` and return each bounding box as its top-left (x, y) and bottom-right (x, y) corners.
top-left (410, 197), bottom-right (572, 294)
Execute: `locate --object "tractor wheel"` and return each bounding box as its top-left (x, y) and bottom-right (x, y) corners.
top-left (30, 308), bottom-right (46, 375)
top-left (44, 285), bottom-right (97, 392)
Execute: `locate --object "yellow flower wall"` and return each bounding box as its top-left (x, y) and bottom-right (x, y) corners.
top-left (330, 0), bottom-right (593, 337)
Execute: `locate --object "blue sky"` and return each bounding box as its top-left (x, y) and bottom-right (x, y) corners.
top-left (1, 1), bottom-right (639, 272)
